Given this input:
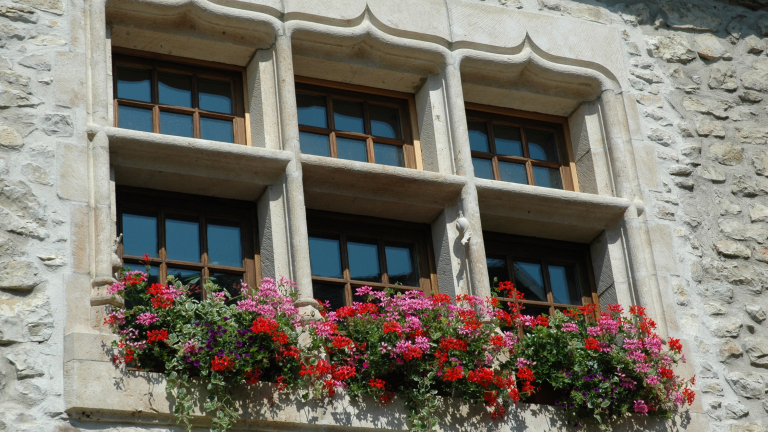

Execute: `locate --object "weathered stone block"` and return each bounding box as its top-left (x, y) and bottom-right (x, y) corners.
top-left (726, 372), bottom-right (765, 398)
top-left (715, 240), bottom-right (751, 258)
top-left (0, 261), bottom-right (41, 289)
top-left (646, 34), bottom-right (697, 63)
top-left (683, 96), bottom-right (732, 119)
top-left (708, 63), bottom-right (738, 91)
top-left (710, 142), bottom-right (743, 166)
top-left (659, 1), bottom-right (721, 32)
top-left (725, 402), bottom-right (749, 419)
top-left (744, 34), bottom-right (766, 54)
top-left (694, 33), bottom-right (727, 60)
top-left (698, 164), bottom-right (726, 183)
top-left (742, 58), bottom-right (768, 93)
top-left (18, 54), bottom-right (51, 71)
top-left (720, 340), bottom-right (743, 361)
top-left (750, 204), bottom-right (768, 222)
top-left (753, 150), bottom-right (768, 177)
top-left (708, 318), bottom-right (743, 337)
top-left (42, 114), bottom-right (73, 137)
top-left (744, 338), bottom-right (768, 368)
top-left (746, 304), bottom-right (766, 322)
top-left (6, 347), bottom-right (45, 378)
top-left (0, 125), bottom-right (23, 149)
top-left (0, 4), bottom-right (37, 23)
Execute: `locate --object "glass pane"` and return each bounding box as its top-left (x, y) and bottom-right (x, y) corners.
top-left (494, 125), bottom-right (523, 157)
top-left (122, 213), bottom-right (158, 257)
top-left (467, 121), bottom-right (490, 152)
top-left (122, 263), bottom-right (159, 309)
top-left (336, 137), bottom-right (367, 162)
top-left (512, 261), bottom-right (546, 302)
top-left (521, 305), bottom-right (550, 317)
top-left (385, 244), bottom-right (419, 287)
top-left (549, 265), bottom-right (581, 305)
top-left (158, 72), bottom-right (192, 107)
top-left (209, 272), bottom-right (245, 302)
top-left (167, 267), bottom-right (202, 300)
top-left (369, 105), bottom-right (401, 139)
top-left (165, 219), bottom-right (201, 263)
top-left (527, 130), bottom-right (559, 162)
top-left (200, 117), bottom-right (234, 143)
top-left (118, 105), bottom-right (153, 132)
top-left (374, 143), bottom-right (404, 167)
top-left (486, 256), bottom-right (508, 297)
top-left (308, 237), bottom-right (342, 278)
top-left (207, 224), bottom-right (242, 267)
top-left (532, 166), bottom-right (563, 189)
top-left (160, 111), bottom-right (193, 138)
top-left (297, 93), bottom-right (328, 128)
top-left (499, 161), bottom-right (528, 184)
top-left (116, 66), bottom-right (151, 102)
top-left (333, 100), bottom-right (364, 133)
top-left (198, 78), bottom-right (232, 114)
top-left (472, 157), bottom-right (494, 180)
top-left (313, 283), bottom-right (346, 311)
top-left (300, 131), bottom-right (331, 157)
top-left (347, 241), bottom-right (381, 282)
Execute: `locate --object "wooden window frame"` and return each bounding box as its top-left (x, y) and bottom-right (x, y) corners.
top-left (484, 232), bottom-right (598, 316)
top-left (307, 210), bottom-right (438, 308)
top-left (465, 103), bottom-right (578, 191)
top-left (111, 48), bottom-right (248, 145)
top-left (295, 76), bottom-right (420, 169)
top-left (116, 186), bottom-right (260, 298)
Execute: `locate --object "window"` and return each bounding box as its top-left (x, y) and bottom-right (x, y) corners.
top-left (112, 50), bottom-right (247, 144)
top-left (484, 232), bottom-right (596, 316)
top-left (295, 78), bottom-right (417, 168)
top-left (466, 105), bottom-right (574, 190)
top-left (117, 187), bottom-right (258, 300)
top-left (306, 211), bottom-right (436, 310)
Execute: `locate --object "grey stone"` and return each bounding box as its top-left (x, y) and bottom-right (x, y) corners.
top-left (683, 96), bottom-right (732, 119)
top-left (694, 33), bottom-right (727, 60)
top-left (700, 381), bottom-right (724, 396)
top-left (750, 204), bottom-right (768, 222)
top-left (699, 361), bottom-right (718, 379)
top-left (715, 240), bottom-right (751, 258)
top-left (726, 372), bottom-right (765, 398)
top-left (630, 68), bottom-right (663, 84)
top-left (710, 142), bottom-right (743, 166)
top-left (745, 35), bottom-right (766, 54)
top-left (647, 128), bottom-right (674, 147)
top-left (699, 164), bottom-right (726, 183)
top-left (6, 348), bottom-right (44, 379)
top-left (0, 5), bottom-right (36, 23)
top-left (743, 59), bottom-right (768, 93)
top-left (732, 175), bottom-right (760, 197)
top-left (669, 165), bottom-right (693, 176)
top-left (18, 54), bottom-right (50, 71)
top-left (15, 0), bottom-right (64, 14)
top-left (725, 402), bottom-right (749, 419)
top-left (37, 254), bottom-right (64, 267)
top-left (727, 19), bottom-right (747, 40)
top-left (682, 144), bottom-right (701, 157)
top-left (0, 126), bottom-right (23, 149)
top-left (0, 22), bottom-right (25, 43)
top-left (709, 63), bottom-right (738, 92)
top-left (0, 181), bottom-right (48, 240)
top-left (720, 218), bottom-right (745, 240)
top-left (740, 91), bottom-right (764, 103)
top-left (696, 117), bottom-right (725, 137)
top-left (700, 283), bottom-right (735, 303)
top-left (29, 35), bottom-right (66, 46)
top-left (744, 338), bottom-right (768, 368)
top-left (646, 35), bottom-right (697, 63)
top-left (737, 125), bottom-right (768, 145)
top-left (674, 178), bottom-right (694, 191)
top-left (732, 424), bottom-right (767, 432)
top-left (720, 339), bottom-right (743, 362)
top-left (616, 3), bottom-right (650, 26)
top-left (760, 16), bottom-right (768, 37)
top-left (0, 69), bottom-right (30, 93)
top-left (42, 114), bottom-right (73, 137)
top-left (0, 85), bottom-right (40, 108)
top-left (754, 151), bottom-right (768, 177)
top-left (708, 318), bottom-right (743, 337)
top-left (704, 302), bottom-right (727, 315)
top-left (659, 1), bottom-right (721, 32)
top-left (21, 163), bottom-right (51, 185)
top-left (746, 305), bottom-right (766, 323)
top-left (15, 380), bottom-right (46, 407)
top-left (0, 261), bottom-right (41, 289)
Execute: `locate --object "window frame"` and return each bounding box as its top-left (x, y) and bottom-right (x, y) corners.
top-left (465, 103), bottom-right (577, 191)
top-left (116, 186), bottom-right (260, 298)
top-left (484, 231), bottom-right (598, 316)
top-left (295, 76), bottom-right (420, 169)
top-left (306, 210), bottom-right (438, 308)
top-left (111, 48), bottom-right (248, 145)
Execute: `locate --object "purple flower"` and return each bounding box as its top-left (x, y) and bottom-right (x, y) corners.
top-left (193, 360), bottom-right (201, 367)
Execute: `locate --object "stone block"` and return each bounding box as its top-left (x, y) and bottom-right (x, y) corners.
top-left (742, 59), bottom-right (768, 93)
top-left (0, 125), bottom-right (23, 149)
top-left (57, 143), bottom-right (88, 202)
top-left (740, 91), bottom-right (763, 103)
top-left (709, 142), bottom-right (743, 166)
top-left (715, 240), bottom-right (751, 258)
top-left (646, 34), bottom-right (696, 63)
top-left (746, 304), bottom-right (766, 323)
top-left (750, 204), bottom-right (768, 222)
top-left (698, 164), bottom-right (726, 183)
top-left (737, 125), bottom-right (768, 145)
top-left (753, 150), bottom-right (768, 177)
top-left (708, 318), bottom-right (742, 338)
top-left (18, 54), bottom-right (51, 71)
top-left (731, 423), bottom-right (767, 432)
top-left (54, 52), bottom-right (86, 108)
top-left (726, 372), bottom-right (765, 398)
top-left (744, 338), bottom-right (768, 368)
top-left (694, 33), bottom-right (727, 60)
top-left (6, 346), bottom-right (45, 378)
top-left (70, 203), bottom-right (90, 275)
top-left (21, 163), bottom-right (51, 185)
top-left (659, 1), bottom-right (721, 32)
top-left (0, 298), bottom-right (53, 343)
top-left (0, 5), bottom-right (36, 23)
top-left (683, 96), bottom-right (732, 119)
top-left (0, 261), bottom-right (41, 289)
top-left (15, 0), bottom-right (64, 14)
top-left (42, 114), bottom-right (73, 137)
top-left (744, 35), bottom-right (766, 54)
top-left (725, 402), bottom-right (749, 419)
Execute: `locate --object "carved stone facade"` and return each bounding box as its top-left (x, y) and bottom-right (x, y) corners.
top-left (2, 0), bottom-right (768, 431)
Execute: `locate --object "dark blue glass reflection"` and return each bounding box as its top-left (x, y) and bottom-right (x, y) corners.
top-left (549, 265), bottom-right (581, 305)
top-left (160, 112), bottom-right (194, 138)
top-left (207, 224), bottom-right (242, 267)
top-left (374, 143), bottom-right (404, 167)
top-left (336, 138), bottom-right (367, 162)
top-left (513, 261), bottom-right (546, 302)
top-left (472, 158), bottom-right (493, 180)
top-left (494, 125), bottom-right (523, 157)
top-left (527, 130), bottom-right (559, 162)
top-left (165, 219), bottom-right (200, 262)
top-left (158, 72), bottom-right (192, 107)
top-left (297, 94), bottom-right (328, 128)
top-left (117, 67), bottom-right (151, 102)
top-left (118, 106), bottom-right (153, 132)
top-left (533, 166), bottom-right (563, 189)
top-left (200, 117), bottom-right (234, 143)
top-left (313, 283), bottom-right (346, 311)
top-left (333, 100), bottom-right (364, 133)
top-left (499, 162), bottom-right (528, 184)
top-left (198, 79), bottom-right (232, 114)
top-left (300, 131), bottom-right (330, 157)
top-left (369, 105), bottom-right (400, 139)
top-left (347, 241), bottom-right (380, 282)
top-left (122, 213), bottom-right (158, 257)
top-left (308, 237), bottom-right (342, 278)
top-left (385, 245), bottom-right (418, 286)
top-left (468, 121), bottom-right (489, 152)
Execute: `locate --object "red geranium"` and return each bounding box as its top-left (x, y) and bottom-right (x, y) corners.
top-left (146, 329), bottom-right (168, 343)
top-left (211, 355), bottom-right (234, 372)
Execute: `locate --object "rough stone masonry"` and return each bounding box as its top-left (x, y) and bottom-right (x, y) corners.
top-left (4, 0), bottom-right (768, 430)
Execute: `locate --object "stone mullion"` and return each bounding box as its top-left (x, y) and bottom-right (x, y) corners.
top-left (441, 60), bottom-right (491, 299)
top-left (273, 31), bottom-right (318, 313)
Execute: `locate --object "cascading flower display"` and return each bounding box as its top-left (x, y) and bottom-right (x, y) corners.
top-left (105, 265), bottom-right (303, 432)
top-left (302, 286), bottom-right (536, 432)
top-left (517, 302), bottom-right (696, 430)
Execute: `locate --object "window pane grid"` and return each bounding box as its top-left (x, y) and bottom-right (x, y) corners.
top-left (118, 189), bottom-right (256, 300)
top-left (113, 54), bottom-right (244, 144)
top-left (467, 111), bottom-right (570, 190)
top-left (296, 81), bottom-right (414, 168)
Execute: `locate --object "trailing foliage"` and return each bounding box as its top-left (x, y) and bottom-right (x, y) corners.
top-left (106, 266), bottom-right (694, 432)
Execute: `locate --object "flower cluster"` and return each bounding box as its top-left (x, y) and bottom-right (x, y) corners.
top-left (517, 303), bottom-right (695, 430)
top-left (303, 287), bottom-right (534, 431)
top-left (105, 267), bottom-right (303, 432)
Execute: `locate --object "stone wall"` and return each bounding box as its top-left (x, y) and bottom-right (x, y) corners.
top-left (2, 0), bottom-right (768, 431)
